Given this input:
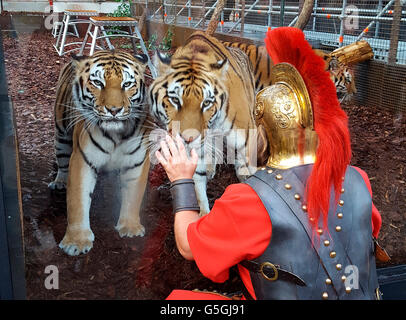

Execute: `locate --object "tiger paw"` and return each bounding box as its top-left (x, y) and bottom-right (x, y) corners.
top-left (59, 228), bottom-right (94, 256)
top-left (49, 171), bottom-right (68, 190)
top-left (48, 179), bottom-right (67, 190)
top-left (115, 221), bottom-right (145, 238)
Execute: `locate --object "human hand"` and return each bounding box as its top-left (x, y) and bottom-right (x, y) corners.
top-left (155, 135), bottom-right (199, 182)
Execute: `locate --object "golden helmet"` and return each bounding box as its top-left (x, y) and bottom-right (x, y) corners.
top-left (255, 63), bottom-right (318, 169)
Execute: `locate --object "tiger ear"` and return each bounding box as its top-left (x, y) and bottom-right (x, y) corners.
top-left (210, 58), bottom-right (229, 78)
top-left (71, 54), bottom-right (89, 68)
top-left (154, 50), bottom-right (172, 76)
top-left (71, 54), bottom-right (89, 62)
top-left (134, 53), bottom-right (148, 65)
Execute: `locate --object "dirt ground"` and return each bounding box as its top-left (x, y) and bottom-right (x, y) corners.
top-left (2, 30), bottom-right (405, 300)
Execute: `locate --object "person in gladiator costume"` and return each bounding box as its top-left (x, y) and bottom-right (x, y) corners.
top-left (155, 27), bottom-right (386, 300)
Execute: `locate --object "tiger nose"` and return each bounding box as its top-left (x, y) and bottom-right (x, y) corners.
top-left (181, 129), bottom-right (200, 144)
top-left (107, 107), bottom-right (123, 116)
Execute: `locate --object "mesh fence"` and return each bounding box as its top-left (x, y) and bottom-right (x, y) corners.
top-left (143, 0), bottom-right (406, 112)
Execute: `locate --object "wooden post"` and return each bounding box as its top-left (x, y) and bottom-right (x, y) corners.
top-left (294, 0), bottom-right (314, 30)
top-left (388, 0), bottom-right (402, 64)
top-left (331, 40), bottom-right (374, 65)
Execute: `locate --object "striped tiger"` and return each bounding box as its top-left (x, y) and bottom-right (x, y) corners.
top-left (221, 42), bottom-right (356, 103)
top-left (49, 50), bottom-right (150, 256)
top-left (221, 41), bottom-right (273, 93)
top-left (313, 48), bottom-right (357, 103)
top-left (149, 31), bottom-right (258, 215)
top-left (328, 56), bottom-right (357, 104)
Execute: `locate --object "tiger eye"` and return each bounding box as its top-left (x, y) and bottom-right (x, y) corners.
top-left (92, 80), bottom-right (104, 88)
top-left (123, 81), bottom-right (132, 88)
top-left (170, 97), bottom-right (180, 107)
top-left (202, 100), bottom-right (212, 109)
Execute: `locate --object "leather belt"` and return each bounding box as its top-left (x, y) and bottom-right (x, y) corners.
top-left (240, 260), bottom-right (306, 287)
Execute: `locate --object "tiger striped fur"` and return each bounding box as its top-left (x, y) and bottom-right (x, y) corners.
top-left (221, 42), bottom-right (356, 102)
top-left (313, 48), bottom-right (357, 103)
top-left (221, 41), bottom-right (273, 93)
top-left (149, 31), bottom-right (258, 215)
top-left (49, 50), bottom-right (151, 256)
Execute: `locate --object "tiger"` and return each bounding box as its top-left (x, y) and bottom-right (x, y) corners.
top-left (221, 41), bottom-right (273, 92)
top-left (48, 50), bottom-right (151, 256)
top-left (313, 48), bottom-right (357, 104)
top-left (149, 30), bottom-right (258, 215)
top-left (222, 42), bottom-right (356, 103)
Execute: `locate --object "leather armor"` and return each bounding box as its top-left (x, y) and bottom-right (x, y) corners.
top-left (243, 164), bottom-right (380, 300)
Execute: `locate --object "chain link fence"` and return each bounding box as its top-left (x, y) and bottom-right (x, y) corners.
top-left (141, 0), bottom-right (406, 112)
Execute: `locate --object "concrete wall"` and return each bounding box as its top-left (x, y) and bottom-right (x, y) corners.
top-left (147, 20), bottom-right (263, 49)
top-left (1, 1), bottom-right (120, 14)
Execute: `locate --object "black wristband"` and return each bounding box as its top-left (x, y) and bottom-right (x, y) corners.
top-left (170, 179), bottom-right (200, 214)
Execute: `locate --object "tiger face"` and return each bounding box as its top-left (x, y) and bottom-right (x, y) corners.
top-left (71, 50), bottom-right (148, 132)
top-left (329, 57), bottom-right (357, 103)
top-left (149, 51), bottom-right (229, 146)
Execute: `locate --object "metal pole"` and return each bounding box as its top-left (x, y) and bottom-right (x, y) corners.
top-left (194, 0), bottom-right (218, 28)
top-left (268, 0), bottom-right (273, 28)
top-left (221, 10), bottom-right (224, 32)
top-left (175, 0), bottom-right (178, 25)
top-left (151, 5), bottom-right (163, 18)
top-left (356, 0), bottom-right (395, 41)
top-left (312, 0), bottom-right (318, 31)
top-left (241, 0), bottom-right (245, 36)
top-left (229, 0), bottom-right (261, 32)
top-left (280, 0), bottom-right (285, 26)
top-left (375, 0), bottom-right (383, 38)
top-left (163, 0), bottom-right (166, 23)
top-left (162, 0), bottom-right (166, 23)
top-left (338, 0), bottom-right (347, 47)
top-left (288, 16), bottom-right (298, 27)
top-left (188, 0), bottom-right (191, 26)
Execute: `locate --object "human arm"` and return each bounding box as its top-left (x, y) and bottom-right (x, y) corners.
top-left (155, 135), bottom-right (199, 260)
top-left (156, 135), bottom-right (271, 282)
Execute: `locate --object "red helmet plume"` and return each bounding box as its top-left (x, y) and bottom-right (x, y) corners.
top-left (264, 27), bottom-right (352, 230)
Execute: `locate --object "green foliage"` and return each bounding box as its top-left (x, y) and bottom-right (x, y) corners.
top-left (107, 1), bottom-right (131, 34)
top-left (109, 2), bottom-right (174, 52)
top-left (146, 33), bottom-right (158, 51)
top-left (160, 26), bottom-right (174, 51)
top-left (109, 0), bottom-right (131, 18)
top-left (137, 27), bottom-right (174, 52)
top-left (119, 44), bottom-right (133, 49)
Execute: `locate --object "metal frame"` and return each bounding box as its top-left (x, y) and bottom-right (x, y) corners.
top-left (0, 32), bottom-right (26, 300)
top-left (79, 18), bottom-right (157, 78)
top-left (147, 0), bottom-right (406, 64)
top-left (53, 10), bottom-right (99, 57)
